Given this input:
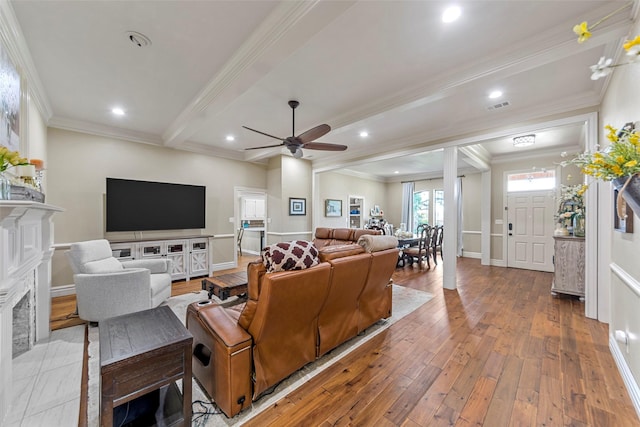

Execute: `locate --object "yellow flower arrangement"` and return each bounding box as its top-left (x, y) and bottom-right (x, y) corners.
top-left (0, 146), bottom-right (28, 173)
top-left (561, 122), bottom-right (640, 181)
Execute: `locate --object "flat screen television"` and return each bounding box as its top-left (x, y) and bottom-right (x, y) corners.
top-left (106, 178), bottom-right (206, 232)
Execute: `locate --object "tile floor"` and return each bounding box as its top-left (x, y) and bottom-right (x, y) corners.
top-left (5, 325), bottom-right (85, 427)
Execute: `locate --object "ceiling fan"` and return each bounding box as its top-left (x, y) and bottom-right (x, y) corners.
top-left (243, 100), bottom-right (347, 158)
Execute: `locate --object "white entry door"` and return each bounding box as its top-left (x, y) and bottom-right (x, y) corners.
top-left (507, 191), bottom-right (555, 272)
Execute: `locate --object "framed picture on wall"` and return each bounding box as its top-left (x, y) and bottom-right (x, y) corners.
top-left (289, 197), bottom-right (306, 215)
top-left (325, 199), bottom-right (342, 217)
top-left (0, 41), bottom-right (21, 151)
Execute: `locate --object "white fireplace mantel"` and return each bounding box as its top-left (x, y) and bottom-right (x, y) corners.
top-left (0, 201), bottom-right (63, 423)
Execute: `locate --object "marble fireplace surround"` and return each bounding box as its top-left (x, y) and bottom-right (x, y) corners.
top-left (0, 201), bottom-right (62, 424)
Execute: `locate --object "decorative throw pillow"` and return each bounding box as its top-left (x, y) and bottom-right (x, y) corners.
top-left (262, 240), bottom-right (320, 272)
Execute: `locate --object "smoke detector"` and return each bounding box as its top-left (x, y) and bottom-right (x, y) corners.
top-left (125, 31), bottom-right (152, 48)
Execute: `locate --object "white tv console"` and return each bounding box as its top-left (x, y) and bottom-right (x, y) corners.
top-left (109, 236), bottom-right (212, 281)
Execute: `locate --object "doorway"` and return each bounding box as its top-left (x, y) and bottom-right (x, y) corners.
top-left (506, 190), bottom-right (555, 272)
top-left (235, 188), bottom-right (267, 262)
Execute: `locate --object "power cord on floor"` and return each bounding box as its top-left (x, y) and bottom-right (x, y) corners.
top-left (192, 399), bottom-right (222, 426)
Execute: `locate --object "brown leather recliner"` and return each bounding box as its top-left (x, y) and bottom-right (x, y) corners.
top-left (186, 234), bottom-right (398, 418)
top-left (313, 227), bottom-right (381, 248)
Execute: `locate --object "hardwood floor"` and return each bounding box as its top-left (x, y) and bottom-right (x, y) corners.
top-left (51, 256), bottom-right (639, 426)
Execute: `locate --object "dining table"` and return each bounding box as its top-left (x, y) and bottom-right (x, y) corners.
top-left (396, 235), bottom-right (420, 267)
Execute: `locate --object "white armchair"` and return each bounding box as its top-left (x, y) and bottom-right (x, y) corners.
top-left (66, 239), bottom-right (172, 322)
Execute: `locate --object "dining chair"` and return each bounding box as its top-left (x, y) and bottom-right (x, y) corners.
top-left (403, 224), bottom-right (431, 269)
top-left (237, 227), bottom-right (244, 256)
top-left (428, 226), bottom-right (442, 265)
top-left (432, 225), bottom-right (443, 263)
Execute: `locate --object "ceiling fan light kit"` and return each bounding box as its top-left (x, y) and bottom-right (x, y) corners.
top-left (243, 100), bottom-right (347, 158)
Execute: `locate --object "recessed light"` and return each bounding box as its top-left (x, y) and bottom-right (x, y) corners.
top-left (442, 6), bottom-right (461, 23)
top-left (111, 107), bottom-right (125, 116)
top-left (394, 171), bottom-right (399, 174)
top-left (489, 90), bottom-right (503, 99)
top-left (226, 135), bottom-right (235, 142)
top-left (359, 131), bottom-right (369, 138)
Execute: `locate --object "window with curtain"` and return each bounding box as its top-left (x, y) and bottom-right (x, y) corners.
top-left (413, 190), bottom-right (429, 230)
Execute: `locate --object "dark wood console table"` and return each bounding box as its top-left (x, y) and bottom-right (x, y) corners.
top-left (99, 306), bottom-right (193, 426)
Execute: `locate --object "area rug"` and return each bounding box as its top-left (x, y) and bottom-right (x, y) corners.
top-left (87, 284), bottom-right (433, 426)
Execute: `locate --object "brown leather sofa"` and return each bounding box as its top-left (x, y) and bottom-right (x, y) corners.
top-left (312, 227), bottom-right (381, 248)
top-left (186, 233), bottom-right (398, 417)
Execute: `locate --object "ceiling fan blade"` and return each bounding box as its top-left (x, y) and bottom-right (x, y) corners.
top-left (297, 124), bottom-right (331, 144)
top-left (242, 126), bottom-right (285, 141)
top-left (302, 142), bottom-right (348, 151)
top-left (245, 142), bottom-right (285, 150)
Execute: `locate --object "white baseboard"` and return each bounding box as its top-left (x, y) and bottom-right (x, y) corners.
top-left (458, 251), bottom-right (506, 267)
top-left (210, 261), bottom-right (236, 272)
top-left (610, 334), bottom-right (640, 420)
top-left (50, 284), bottom-right (76, 298)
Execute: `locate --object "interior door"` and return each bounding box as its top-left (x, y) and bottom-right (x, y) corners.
top-left (507, 191), bottom-right (555, 272)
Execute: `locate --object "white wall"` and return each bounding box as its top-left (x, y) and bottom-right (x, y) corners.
top-left (600, 18), bottom-right (640, 412)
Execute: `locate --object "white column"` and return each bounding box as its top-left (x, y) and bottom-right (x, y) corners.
top-left (443, 147), bottom-right (458, 290)
top-left (481, 170), bottom-right (491, 266)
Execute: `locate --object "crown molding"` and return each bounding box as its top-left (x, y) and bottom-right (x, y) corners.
top-left (49, 116), bottom-right (163, 146)
top-left (0, 0), bottom-right (52, 122)
top-left (490, 144), bottom-right (582, 165)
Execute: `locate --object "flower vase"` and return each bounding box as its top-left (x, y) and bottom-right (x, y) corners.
top-left (554, 223), bottom-right (569, 236)
top-left (613, 175), bottom-right (640, 217)
top-left (573, 212), bottom-right (585, 237)
top-left (0, 172), bottom-right (10, 200)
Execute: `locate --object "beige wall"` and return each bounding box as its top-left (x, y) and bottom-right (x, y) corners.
top-left (600, 18), bottom-right (640, 393)
top-left (266, 155), bottom-right (313, 244)
top-left (47, 127), bottom-right (267, 286)
top-left (315, 171), bottom-right (386, 229)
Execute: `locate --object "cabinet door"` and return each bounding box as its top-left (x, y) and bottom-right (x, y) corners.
top-left (552, 238), bottom-right (585, 297)
top-left (189, 238), bottom-right (209, 278)
top-left (166, 240), bottom-right (187, 280)
top-left (244, 199), bottom-right (257, 219)
top-left (110, 243), bottom-right (135, 261)
top-left (140, 243), bottom-right (162, 259)
top-left (255, 199), bottom-right (265, 218)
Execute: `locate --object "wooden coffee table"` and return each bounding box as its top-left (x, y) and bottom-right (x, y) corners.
top-left (99, 305), bottom-right (193, 426)
top-left (201, 271), bottom-right (248, 300)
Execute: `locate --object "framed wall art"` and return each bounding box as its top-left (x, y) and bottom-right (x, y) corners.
top-left (289, 197), bottom-right (306, 216)
top-left (0, 41), bottom-right (21, 151)
top-left (325, 199), bottom-right (342, 217)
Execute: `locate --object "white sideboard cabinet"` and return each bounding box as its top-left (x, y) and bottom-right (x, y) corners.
top-left (551, 235), bottom-right (585, 299)
top-left (110, 236), bottom-right (211, 281)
